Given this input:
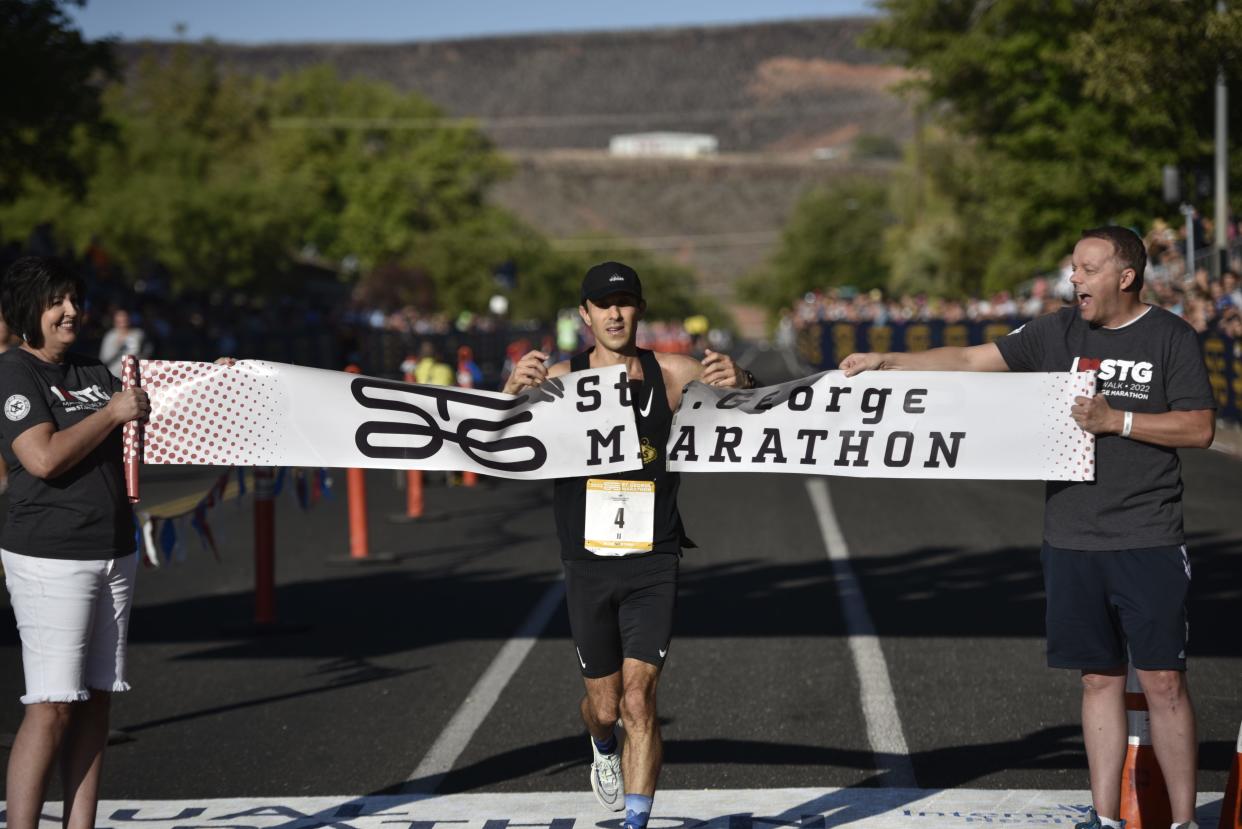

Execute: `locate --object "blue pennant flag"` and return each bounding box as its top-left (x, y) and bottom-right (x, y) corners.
top-left (173, 518), bottom-right (188, 562)
top-left (158, 518), bottom-right (177, 562)
top-left (190, 505), bottom-right (221, 562)
top-left (294, 469), bottom-right (309, 510)
top-left (133, 519), bottom-right (150, 568)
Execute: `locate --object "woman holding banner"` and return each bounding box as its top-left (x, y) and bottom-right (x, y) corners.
top-left (0, 256), bottom-right (150, 829)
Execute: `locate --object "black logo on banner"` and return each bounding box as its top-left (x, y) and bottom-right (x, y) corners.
top-left (351, 378), bottom-right (548, 473)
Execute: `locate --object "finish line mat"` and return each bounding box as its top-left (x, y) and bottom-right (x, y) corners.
top-left (9, 790), bottom-right (1225, 829)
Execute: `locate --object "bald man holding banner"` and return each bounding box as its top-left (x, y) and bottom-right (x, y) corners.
top-left (842, 226), bottom-right (1215, 829)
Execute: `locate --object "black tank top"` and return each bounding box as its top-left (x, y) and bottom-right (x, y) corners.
top-left (554, 348), bottom-right (685, 561)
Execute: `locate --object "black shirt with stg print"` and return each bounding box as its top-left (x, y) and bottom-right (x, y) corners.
top-left (994, 305), bottom-right (1215, 551)
top-left (0, 348), bottom-right (134, 560)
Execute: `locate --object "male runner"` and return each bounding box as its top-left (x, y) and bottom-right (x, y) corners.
top-left (503, 261), bottom-right (753, 829)
top-left (841, 226), bottom-right (1214, 829)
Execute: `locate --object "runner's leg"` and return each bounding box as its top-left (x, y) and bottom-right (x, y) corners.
top-left (619, 657), bottom-right (661, 797)
top-left (582, 672), bottom-right (622, 740)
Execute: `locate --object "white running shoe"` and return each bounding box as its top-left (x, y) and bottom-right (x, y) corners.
top-left (589, 736), bottom-right (623, 811)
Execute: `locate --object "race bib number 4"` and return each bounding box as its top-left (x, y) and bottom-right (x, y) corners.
top-left (584, 478), bottom-right (655, 556)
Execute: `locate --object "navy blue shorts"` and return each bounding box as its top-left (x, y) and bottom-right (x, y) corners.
top-left (1041, 542), bottom-right (1191, 671)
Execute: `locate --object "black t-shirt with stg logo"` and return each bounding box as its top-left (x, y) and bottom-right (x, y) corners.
top-left (0, 348), bottom-right (134, 560)
top-left (994, 305), bottom-right (1215, 551)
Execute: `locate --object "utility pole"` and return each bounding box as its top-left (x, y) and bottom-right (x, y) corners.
top-left (1182, 203), bottom-right (1197, 278)
top-left (1215, 0), bottom-right (1229, 278)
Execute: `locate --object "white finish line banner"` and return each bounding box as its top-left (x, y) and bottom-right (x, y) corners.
top-left (667, 370), bottom-right (1096, 481)
top-left (136, 360), bottom-right (641, 479)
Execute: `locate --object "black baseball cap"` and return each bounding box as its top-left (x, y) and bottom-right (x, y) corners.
top-left (581, 261), bottom-right (643, 305)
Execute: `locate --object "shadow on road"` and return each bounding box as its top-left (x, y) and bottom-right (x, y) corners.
top-left (2, 525), bottom-right (1224, 663)
top-left (676, 527), bottom-right (1240, 654)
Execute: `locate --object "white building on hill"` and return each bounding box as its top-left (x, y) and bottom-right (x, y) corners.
top-left (609, 132), bottom-right (719, 158)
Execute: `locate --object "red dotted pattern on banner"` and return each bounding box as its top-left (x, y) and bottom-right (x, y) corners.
top-left (1041, 371), bottom-right (1096, 481)
top-left (140, 360), bottom-right (283, 465)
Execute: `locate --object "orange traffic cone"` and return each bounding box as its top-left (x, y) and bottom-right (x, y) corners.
top-left (1120, 664), bottom-right (1173, 828)
top-left (456, 347), bottom-right (478, 487)
top-left (1219, 720), bottom-right (1242, 829)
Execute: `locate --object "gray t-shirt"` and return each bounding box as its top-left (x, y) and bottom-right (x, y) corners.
top-left (0, 349), bottom-right (134, 560)
top-left (994, 305), bottom-right (1215, 551)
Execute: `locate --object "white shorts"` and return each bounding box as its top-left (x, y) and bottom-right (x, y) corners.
top-left (2, 549), bottom-right (137, 704)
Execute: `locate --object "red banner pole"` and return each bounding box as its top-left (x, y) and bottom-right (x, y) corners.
top-left (457, 354), bottom-right (478, 488)
top-left (344, 365), bottom-right (372, 559)
top-left (121, 355), bottom-right (142, 503)
top-left (403, 366), bottom-right (425, 517)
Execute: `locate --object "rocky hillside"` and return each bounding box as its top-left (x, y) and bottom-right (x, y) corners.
top-left (120, 18), bottom-right (911, 320)
top-left (119, 18), bottom-right (910, 153)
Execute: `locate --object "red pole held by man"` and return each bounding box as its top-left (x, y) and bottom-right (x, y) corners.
top-left (344, 365), bottom-right (372, 557)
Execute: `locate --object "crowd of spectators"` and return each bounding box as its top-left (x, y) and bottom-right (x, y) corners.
top-left (779, 223), bottom-right (1242, 348)
top-left (2, 226), bottom-right (728, 390)
top-left (6, 218), bottom-right (1240, 391)
top-left (1144, 218), bottom-right (1242, 340)
top-left (2, 226), bottom-right (536, 380)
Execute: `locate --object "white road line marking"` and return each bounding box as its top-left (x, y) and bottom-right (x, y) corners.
top-left (806, 477), bottom-right (917, 787)
top-left (61, 790), bottom-right (1226, 827)
top-left (405, 580), bottom-right (565, 791)
top-left (780, 345), bottom-right (804, 378)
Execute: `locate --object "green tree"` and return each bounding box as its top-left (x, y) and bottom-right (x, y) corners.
top-left (0, 0), bottom-right (118, 203)
top-left (866, 0), bottom-right (1242, 285)
top-left (0, 53), bottom-right (518, 296)
top-left (740, 178), bottom-right (892, 315)
top-left (2, 46), bottom-right (303, 286)
top-left (1, 44), bottom-right (727, 324)
top-left (884, 126), bottom-right (1014, 296)
top-left (88, 49), bottom-right (293, 287)
top-left (263, 66), bottom-right (511, 271)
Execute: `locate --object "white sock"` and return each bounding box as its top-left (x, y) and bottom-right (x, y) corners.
top-left (1098, 817), bottom-right (1122, 829)
top-left (1171, 822), bottom-right (1198, 829)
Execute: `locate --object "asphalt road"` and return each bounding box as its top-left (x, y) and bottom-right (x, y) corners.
top-left (1, 346), bottom-right (1239, 812)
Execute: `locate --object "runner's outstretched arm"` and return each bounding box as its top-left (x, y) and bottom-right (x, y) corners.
top-left (840, 342), bottom-right (1008, 376)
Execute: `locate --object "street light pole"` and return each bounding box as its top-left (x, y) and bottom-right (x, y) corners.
top-left (1215, 0), bottom-right (1229, 278)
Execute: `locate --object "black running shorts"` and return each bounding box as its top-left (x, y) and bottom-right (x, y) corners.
top-left (562, 554), bottom-right (678, 679)
top-left (1041, 542), bottom-right (1191, 671)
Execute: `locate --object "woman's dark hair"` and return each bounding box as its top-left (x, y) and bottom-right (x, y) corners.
top-left (0, 256), bottom-right (86, 349)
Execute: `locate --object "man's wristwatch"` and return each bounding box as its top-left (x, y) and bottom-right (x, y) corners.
top-left (743, 369), bottom-right (758, 389)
